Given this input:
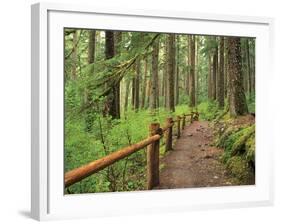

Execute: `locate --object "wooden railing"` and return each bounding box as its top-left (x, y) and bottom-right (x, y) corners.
top-left (65, 112), bottom-right (199, 190)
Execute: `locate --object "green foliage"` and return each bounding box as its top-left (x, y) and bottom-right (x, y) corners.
top-left (197, 101), bottom-right (220, 120)
top-left (226, 156), bottom-right (254, 183)
top-left (65, 105), bottom-right (188, 194)
top-left (216, 123), bottom-right (255, 183)
top-left (246, 93), bottom-right (255, 113)
top-left (64, 29), bottom-right (256, 192)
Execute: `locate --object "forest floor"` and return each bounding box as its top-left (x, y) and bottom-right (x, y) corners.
top-left (156, 121), bottom-right (242, 189)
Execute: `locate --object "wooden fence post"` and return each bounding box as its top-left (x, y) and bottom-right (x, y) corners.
top-left (147, 123), bottom-right (160, 190)
top-left (165, 117), bottom-right (173, 152)
top-left (177, 116), bottom-right (181, 139)
top-left (182, 114), bottom-right (186, 130)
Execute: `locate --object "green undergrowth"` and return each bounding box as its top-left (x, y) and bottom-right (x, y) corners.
top-left (215, 118), bottom-right (255, 184)
top-left (65, 105), bottom-right (191, 194)
top-left (196, 98), bottom-right (255, 184)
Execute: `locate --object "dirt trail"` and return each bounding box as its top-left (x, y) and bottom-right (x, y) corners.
top-left (157, 121), bottom-right (238, 189)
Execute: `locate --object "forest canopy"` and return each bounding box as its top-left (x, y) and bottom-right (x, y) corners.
top-left (64, 29), bottom-right (255, 194)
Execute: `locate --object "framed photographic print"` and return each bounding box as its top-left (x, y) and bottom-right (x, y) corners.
top-left (31, 2), bottom-right (274, 221)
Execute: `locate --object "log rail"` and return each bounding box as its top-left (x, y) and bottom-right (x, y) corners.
top-left (65, 112), bottom-right (199, 189)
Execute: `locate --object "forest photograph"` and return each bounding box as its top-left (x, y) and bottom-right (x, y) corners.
top-left (64, 28), bottom-right (255, 194)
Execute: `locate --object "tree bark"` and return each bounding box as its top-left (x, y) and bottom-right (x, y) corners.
top-left (195, 36), bottom-right (199, 104)
top-left (114, 32), bottom-right (122, 116)
top-left (224, 39), bottom-right (228, 98)
top-left (150, 38), bottom-right (159, 110)
top-left (217, 37), bottom-right (225, 108)
top-left (141, 57), bottom-right (148, 108)
top-left (246, 39), bottom-right (252, 95)
top-left (164, 35), bottom-right (169, 108)
top-left (71, 30), bottom-right (78, 80)
top-left (134, 59), bottom-right (141, 111)
top-left (167, 34), bottom-right (176, 112)
top-left (85, 30), bottom-right (96, 132)
top-left (124, 80), bottom-right (130, 111)
top-left (212, 38), bottom-right (218, 101)
top-left (208, 47), bottom-right (212, 100)
top-left (88, 30), bottom-right (96, 64)
top-left (227, 37), bottom-right (248, 116)
top-left (189, 35), bottom-right (196, 107)
top-left (175, 35), bottom-right (180, 105)
top-left (104, 31), bottom-right (119, 119)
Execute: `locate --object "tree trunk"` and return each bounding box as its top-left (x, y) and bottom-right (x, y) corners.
top-left (124, 80), bottom-right (130, 111)
top-left (114, 32), bottom-right (122, 116)
top-left (175, 35), bottom-right (180, 105)
top-left (167, 34), bottom-right (176, 112)
top-left (85, 30), bottom-right (96, 132)
top-left (189, 35), bottom-right (196, 107)
top-left (88, 30), bottom-right (96, 64)
top-left (246, 39), bottom-right (252, 95)
top-left (195, 36), bottom-right (199, 104)
top-left (150, 38), bottom-right (159, 110)
top-left (217, 37), bottom-right (225, 108)
top-left (208, 52), bottom-right (212, 100)
top-left (212, 38), bottom-right (218, 101)
top-left (226, 37), bottom-right (248, 116)
top-left (224, 39), bottom-right (228, 98)
top-left (186, 35), bottom-right (191, 96)
top-left (131, 77), bottom-right (135, 109)
top-left (134, 59), bottom-right (140, 111)
top-left (141, 57), bottom-right (148, 108)
top-left (251, 40), bottom-right (255, 93)
top-left (146, 78), bottom-right (151, 109)
top-left (71, 30), bottom-right (78, 80)
top-left (164, 35), bottom-right (169, 108)
top-left (104, 31), bottom-right (119, 119)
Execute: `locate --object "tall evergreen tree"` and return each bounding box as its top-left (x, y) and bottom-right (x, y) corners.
top-left (167, 34), bottom-right (175, 112)
top-left (226, 37), bottom-right (248, 116)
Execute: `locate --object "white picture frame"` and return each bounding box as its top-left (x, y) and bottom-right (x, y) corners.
top-left (31, 2), bottom-right (274, 221)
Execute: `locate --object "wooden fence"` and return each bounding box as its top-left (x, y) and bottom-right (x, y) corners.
top-left (64, 112), bottom-right (199, 190)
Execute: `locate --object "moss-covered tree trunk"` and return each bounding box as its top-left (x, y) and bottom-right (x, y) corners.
top-left (227, 37), bottom-right (248, 116)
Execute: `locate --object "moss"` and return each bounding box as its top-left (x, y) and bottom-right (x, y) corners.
top-left (226, 156), bottom-right (254, 183)
top-left (230, 125), bottom-right (255, 156)
top-left (245, 134), bottom-right (255, 163)
top-left (215, 119), bottom-right (255, 185)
